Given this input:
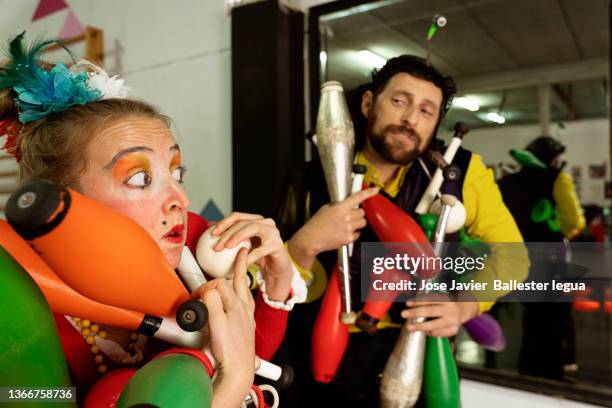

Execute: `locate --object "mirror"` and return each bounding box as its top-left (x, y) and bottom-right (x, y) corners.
top-left (310, 0), bottom-right (611, 402)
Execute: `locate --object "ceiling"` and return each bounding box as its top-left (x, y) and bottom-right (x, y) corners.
top-left (318, 0), bottom-right (610, 130)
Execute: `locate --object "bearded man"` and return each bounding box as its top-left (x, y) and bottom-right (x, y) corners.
top-left (277, 55), bottom-right (528, 407)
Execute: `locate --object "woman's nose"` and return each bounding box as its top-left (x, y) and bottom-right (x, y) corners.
top-left (164, 181), bottom-right (190, 212)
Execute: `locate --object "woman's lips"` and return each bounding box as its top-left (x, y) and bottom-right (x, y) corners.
top-left (163, 224), bottom-right (185, 244)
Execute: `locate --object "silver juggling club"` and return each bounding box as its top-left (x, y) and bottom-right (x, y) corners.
top-left (315, 81), bottom-right (356, 324)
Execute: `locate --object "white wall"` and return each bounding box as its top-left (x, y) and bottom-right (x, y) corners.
top-left (439, 119), bottom-right (611, 206)
top-left (0, 0), bottom-right (232, 215)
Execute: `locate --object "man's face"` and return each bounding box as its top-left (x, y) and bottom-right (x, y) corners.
top-left (361, 72), bottom-right (443, 165)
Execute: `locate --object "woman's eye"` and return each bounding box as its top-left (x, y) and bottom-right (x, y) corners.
top-left (126, 171), bottom-right (151, 188)
top-left (172, 166), bottom-right (186, 184)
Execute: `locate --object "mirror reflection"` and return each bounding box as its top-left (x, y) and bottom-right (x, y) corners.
top-left (315, 0), bottom-right (610, 397)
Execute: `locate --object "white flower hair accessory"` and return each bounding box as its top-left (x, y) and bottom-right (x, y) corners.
top-left (76, 60), bottom-right (131, 100)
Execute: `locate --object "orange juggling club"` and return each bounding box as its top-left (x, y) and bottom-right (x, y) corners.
top-left (311, 265), bottom-right (349, 383)
top-left (6, 180), bottom-right (190, 318)
top-left (5, 180), bottom-right (205, 347)
top-left (0, 220), bottom-right (143, 330)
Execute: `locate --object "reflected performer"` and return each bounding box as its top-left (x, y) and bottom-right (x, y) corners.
top-left (498, 136), bottom-right (586, 380)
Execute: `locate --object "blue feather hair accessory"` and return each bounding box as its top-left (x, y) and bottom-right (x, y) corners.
top-left (0, 32), bottom-right (126, 123)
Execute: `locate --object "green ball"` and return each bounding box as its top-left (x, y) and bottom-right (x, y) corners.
top-left (419, 213), bottom-right (438, 234)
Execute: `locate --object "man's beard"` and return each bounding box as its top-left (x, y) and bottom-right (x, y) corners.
top-left (366, 121), bottom-right (423, 166)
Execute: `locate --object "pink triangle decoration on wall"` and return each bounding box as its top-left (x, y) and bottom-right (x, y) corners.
top-left (31, 0), bottom-right (68, 22)
top-left (59, 11), bottom-right (84, 39)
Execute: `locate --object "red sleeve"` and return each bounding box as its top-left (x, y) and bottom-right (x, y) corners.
top-left (254, 292), bottom-right (288, 360)
top-left (186, 212), bottom-right (209, 254)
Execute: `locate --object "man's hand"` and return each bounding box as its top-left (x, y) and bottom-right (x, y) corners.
top-left (401, 293), bottom-right (479, 337)
top-left (288, 187), bottom-right (379, 269)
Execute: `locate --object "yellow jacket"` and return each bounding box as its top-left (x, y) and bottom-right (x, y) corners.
top-left (553, 172), bottom-right (586, 239)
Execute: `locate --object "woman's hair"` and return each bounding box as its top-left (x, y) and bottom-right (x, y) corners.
top-left (0, 91), bottom-right (169, 187)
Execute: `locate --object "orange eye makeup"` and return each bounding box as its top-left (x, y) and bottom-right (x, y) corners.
top-left (170, 151), bottom-right (182, 170)
top-left (112, 153), bottom-right (151, 181)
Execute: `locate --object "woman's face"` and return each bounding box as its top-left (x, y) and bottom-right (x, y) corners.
top-left (79, 116), bottom-right (190, 269)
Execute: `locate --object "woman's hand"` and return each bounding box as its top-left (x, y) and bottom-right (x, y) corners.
top-left (212, 212), bottom-right (293, 302)
top-left (287, 187), bottom-right (379, 270)
top-left (194, 248), bottom-right (255, 408)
